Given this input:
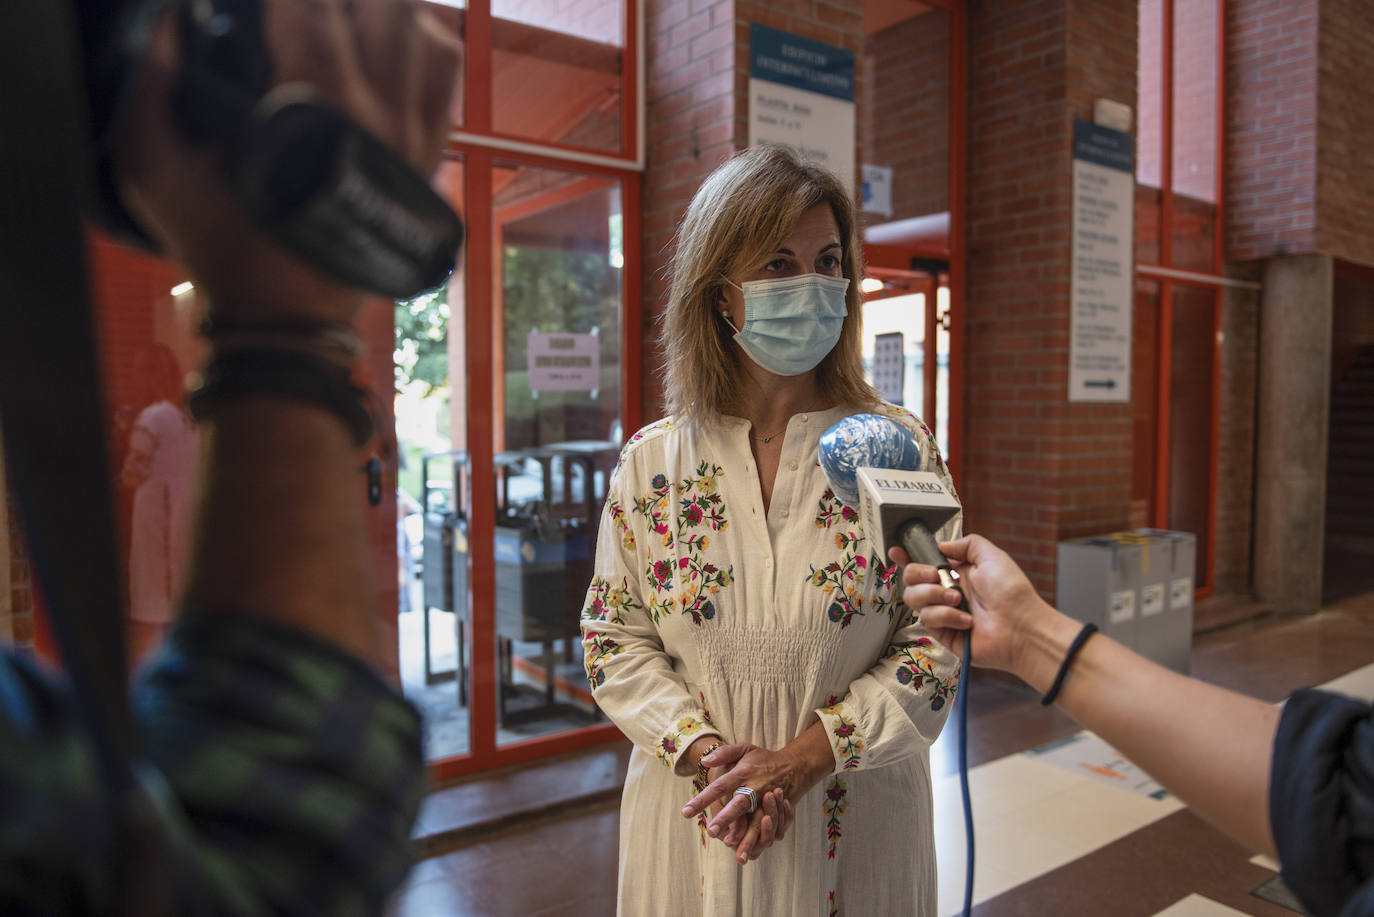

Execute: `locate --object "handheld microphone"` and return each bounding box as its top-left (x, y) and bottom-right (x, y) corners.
top-left (818, 413), bottom-right (966, 599)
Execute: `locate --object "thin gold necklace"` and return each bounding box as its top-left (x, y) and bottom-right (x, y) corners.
top-left (750, 425), bottom-right (787, 444)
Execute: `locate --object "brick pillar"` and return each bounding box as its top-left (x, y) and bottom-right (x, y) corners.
top-left (1316, 0), bottom-right (1374, 267)
top-left (1225, 0), bottom-right (1318, 261)
top-left (641, 0), bottom-right (863, 421)
top-left (964, 0), bottom-right (1138, 594)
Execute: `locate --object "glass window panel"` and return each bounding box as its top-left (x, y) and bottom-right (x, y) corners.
top-left (1137, 0), bottom-right (1164, 189)
top-left (935, 284), bottom-right (951, 463)
top-left (1170, 0), bottom-right (1219, 273)
top-left (1131, 278), bottom-right (1162, 528)
top-left (490, 160), bottom-right (623, 745)
top-left (1167, 284), bottom-right (1216, 591)
top-left (862, 290), bottom-right (927, 413)
top-left (422, 0), bottom-right (467, 127)
top-left (1136, 185), bottom-right (1163, 265)
top-left (1171, 0), bottom-right (1218, 205)
top-left (491, 0), bottom-right (625, 154)
top-left (396, 158), bottom-right (471, 761)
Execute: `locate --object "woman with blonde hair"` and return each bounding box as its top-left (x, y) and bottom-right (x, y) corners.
top-left (581, 144), bottom-right (961, 915)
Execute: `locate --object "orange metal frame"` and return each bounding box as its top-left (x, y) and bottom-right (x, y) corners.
top-left (424, 0), bottom-right (640, 782)
top-left (1137, 0), bottom-right (1226, 600)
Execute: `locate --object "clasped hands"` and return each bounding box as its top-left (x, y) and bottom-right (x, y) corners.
top-left (680, 741), bottom-right (797, 865)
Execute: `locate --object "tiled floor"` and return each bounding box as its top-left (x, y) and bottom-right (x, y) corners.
top-left (388, 588), bottom-right (1374, 917)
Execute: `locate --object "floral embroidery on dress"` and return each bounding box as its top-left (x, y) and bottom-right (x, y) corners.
top-left (823, 776), bottom-right (847, 859)
top-left (582, 575), bottom-right (643, 625)
top-left (608, 498), bottom-right (635, 551)
top-left (808, 489), bottom-right (870, 627)
top-left (868, 560), bottom-right (903, 619)
top-left (582, 628), bottom-right (622, 689)
top-left (690, 693), bottom-right (718, 848)
top-left (698, 691), bottom-right (715, 727)
top-left (655, 714), bottom-right (711, 768)
top-left (820, 700), bottom-right (863, 770)
top-left (888, 636), bottom-right (960, 711)
top-left (634, 473), bottom-right (676, 551)
top-left (829, 891), bottom-right (838, 917)
top-left (814, 487), bottom-right (859, 530)
top-left (634, 462), bottom-right (733, 626)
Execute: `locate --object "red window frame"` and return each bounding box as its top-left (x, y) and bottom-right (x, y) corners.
top-left (421, 0), bottom-right (644, 780)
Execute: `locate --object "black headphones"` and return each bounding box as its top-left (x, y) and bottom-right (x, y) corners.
top-left (85, 0), bottom-right (464, 299)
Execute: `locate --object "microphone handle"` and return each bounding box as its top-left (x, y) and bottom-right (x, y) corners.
top-left (896, 519), bottom-right (969, 612)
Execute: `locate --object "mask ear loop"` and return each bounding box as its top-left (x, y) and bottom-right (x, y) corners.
top-left (717, 277), bottom-right (742, 333)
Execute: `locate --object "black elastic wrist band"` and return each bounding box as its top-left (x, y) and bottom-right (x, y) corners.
top-left (1040, 622), bottom-right (1098, 707)
top-left (188, 347), bottom-right (374, 446)
top-left (199, 316), bottom-right (362, 357)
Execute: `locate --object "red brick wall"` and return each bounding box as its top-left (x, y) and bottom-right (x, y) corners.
top-left (964, 0), bottom-right (1137, 595)
top-left (1225, 0), bottom-right (1319, 262)
top-left (642, 0), bottom-right (740, 418)
top-left (641, 0), bottom-right (863, 420)
top-left (1316, 0), bottom-right (1374, 269)
top-left (861, 10), bottom-right (950, 223)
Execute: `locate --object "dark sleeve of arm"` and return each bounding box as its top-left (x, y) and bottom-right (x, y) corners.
top-left (131, 612), bottom-right (426, 917)
top-left (1269, 688), bottom-right (1374, 917)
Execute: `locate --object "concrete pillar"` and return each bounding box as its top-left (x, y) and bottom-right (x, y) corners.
top-left (1254, 253), bottom-right (1333, 613)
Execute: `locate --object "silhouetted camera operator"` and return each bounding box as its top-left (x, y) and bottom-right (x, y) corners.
top-left (0, 1), bottom-right (460, 912)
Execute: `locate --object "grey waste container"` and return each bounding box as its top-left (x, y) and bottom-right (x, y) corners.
top-left (1056, 529), bottom-right (1195, 675)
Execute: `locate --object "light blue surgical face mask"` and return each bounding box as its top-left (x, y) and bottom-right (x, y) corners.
top-left (724, 273), bottom-right (850, 376)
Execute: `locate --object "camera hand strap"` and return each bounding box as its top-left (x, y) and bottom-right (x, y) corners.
top-left (0, 3), bottom-right (181, 915)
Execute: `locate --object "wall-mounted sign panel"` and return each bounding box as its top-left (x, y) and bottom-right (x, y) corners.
top-left (1069, 119), bottom-right (1134, 402)
top-left (528, 331), bottom-right (599, 392)
top-left (748, 24), bottom-right (855, 188)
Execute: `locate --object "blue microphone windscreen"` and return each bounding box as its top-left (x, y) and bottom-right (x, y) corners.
top-left (818, 413), bottom-right (924, 508)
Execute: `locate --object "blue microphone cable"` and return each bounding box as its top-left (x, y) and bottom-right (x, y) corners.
top-left (957, 630), bottom-right (974, 917)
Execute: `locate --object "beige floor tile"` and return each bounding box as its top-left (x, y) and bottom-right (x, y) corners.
top-left (1149, 893), bottom-right (1257, 916)
top-left (1317, 660), bottom-right (1374, 701)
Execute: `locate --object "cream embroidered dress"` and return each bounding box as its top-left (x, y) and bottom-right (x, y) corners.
top-left (581, 403), bottom-right (962, 916)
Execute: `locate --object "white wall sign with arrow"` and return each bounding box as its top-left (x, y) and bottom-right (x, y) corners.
top-left (1069, 118), bottom-right (1133, 403)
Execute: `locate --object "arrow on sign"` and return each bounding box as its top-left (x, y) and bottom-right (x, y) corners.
top-left (1084, 379), bottom-right (1118, 389)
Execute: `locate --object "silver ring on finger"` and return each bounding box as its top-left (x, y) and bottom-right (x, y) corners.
top-left (733, 786), bottom-right (758, 814)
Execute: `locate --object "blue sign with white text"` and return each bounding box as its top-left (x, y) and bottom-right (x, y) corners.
top-left (1073, 119), bottom-right (1134, 173)
top-left (749, 23), bottom-right (855, 102)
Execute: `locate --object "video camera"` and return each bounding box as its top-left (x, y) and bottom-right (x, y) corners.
top-left (81, 0), bottom-right (464, 298)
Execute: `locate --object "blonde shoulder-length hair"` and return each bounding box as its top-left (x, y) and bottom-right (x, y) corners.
top-left (660, 144), bottom-right (878, 426)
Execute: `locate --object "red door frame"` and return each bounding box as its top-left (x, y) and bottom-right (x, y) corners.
top-left (1136, 0), bottom-right (1226, 600)
top-left (424, 0), bottom-right (642, 782)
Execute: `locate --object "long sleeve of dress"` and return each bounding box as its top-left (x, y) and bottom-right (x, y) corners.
top-left (814, 412), bottom-right (962, 773)
top-left (1269, 688), bottom-right (1374, 917)
top-left (581, 447), bottom-right (722, 777)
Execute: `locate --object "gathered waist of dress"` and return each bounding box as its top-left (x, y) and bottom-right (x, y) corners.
top-left (693, 623), bottom-right (855, 688)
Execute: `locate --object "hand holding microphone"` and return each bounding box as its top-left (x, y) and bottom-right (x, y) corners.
top-left (897, 535), bottom-right (1067, 672)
